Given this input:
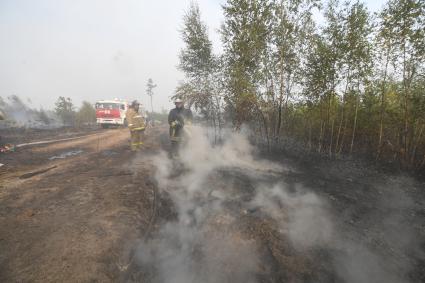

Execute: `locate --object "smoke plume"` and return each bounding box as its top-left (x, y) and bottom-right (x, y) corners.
top-left (132, 126), bottom-right (332, 282)
top-left (131, 126), bottom-right (423, 283)
top-left (0, 95), bottom-right (61, 128)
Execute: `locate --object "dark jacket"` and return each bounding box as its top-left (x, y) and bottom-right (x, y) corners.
top-left (168, 107), bottom-right (193, 140)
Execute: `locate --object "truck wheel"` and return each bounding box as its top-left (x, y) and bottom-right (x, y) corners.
top-left (101, 124), bottom-right (109, 129)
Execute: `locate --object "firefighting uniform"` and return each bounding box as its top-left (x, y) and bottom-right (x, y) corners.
top-left (126, 108), bottom-right (145, 150)
top-left (168, 107), bottom-right (193, 155)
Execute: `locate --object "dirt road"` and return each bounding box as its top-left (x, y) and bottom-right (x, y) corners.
top-left (0, 128), bottom-right (161, 282)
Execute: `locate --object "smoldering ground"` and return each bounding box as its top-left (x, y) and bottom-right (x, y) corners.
top-left (127, 126), bottom-right (425, 283)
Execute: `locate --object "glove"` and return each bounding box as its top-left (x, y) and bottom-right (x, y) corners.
top-left (171, 120), bottom-right (180, 128)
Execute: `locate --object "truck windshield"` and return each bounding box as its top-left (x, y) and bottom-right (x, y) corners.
top-left (95, 103), bottom-right (120, 109)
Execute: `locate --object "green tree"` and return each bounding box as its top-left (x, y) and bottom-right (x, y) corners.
top-left (304, 34), bottom-right (339, 153)
top-left (344, 1), bottom-right (373, 154)
top-left (177, 1), bottom-right (222, 136)
top-left (55, 96), bottom-right (76, 126)
top-left (179, 2), bottom-right (214, 80)
top-left (322, 0), bottom-right (346, 154)
top-left (76, 101), bottom-right (96, 127)
top-left (271, 0), bottom-right (319, 143)
top-left (180, 0), bottom-right (425, 173)
top-left (380, 0), bottom-right (425, 164)
top-left (376, 3), bottom-right (394, 159)
top-left (221, 0), bottom-right (273, 147)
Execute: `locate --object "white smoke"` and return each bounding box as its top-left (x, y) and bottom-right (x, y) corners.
top-left (250, 183), bottom-right (334, 249)
top-left (132, 126), bottom-right (334, 282)
top-left (0, 95), bottom-right (61, 128)
top-left (131, 126), bottom-right (421, 283)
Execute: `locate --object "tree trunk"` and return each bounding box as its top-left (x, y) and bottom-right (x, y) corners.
top-left (318, 99), bottom-right (326, 153)
top-left (335, 69), bottom-right (350, 155)
top-left (376, 47), bottom-right (390, 161)
top-left (329, 118), bottom-right (335, 157)
top-left (410, 123), bottom-right (424, 167)
top-left (255, 101), bottom-right (270, 151)
top-left (308, 119), bottom-right (312, 152)
top-left (212, 106), bottom-right (218, 144)
top-left (215, 94), bottom-right (222, 141)
top-left (420, 154), bottom-right (425, 170)
top-left (338, 114), bottom-right (349, 155)
top-left (326, 93), bottom-right (332, 152)
top-left (275, 57), bottom-right (285, 142)
top-left (350, 80), bottom-right (360, 155)
top-left (318, 120), bottom-right (324, 153)
top-left (402, 41), bottom-right (409, 166)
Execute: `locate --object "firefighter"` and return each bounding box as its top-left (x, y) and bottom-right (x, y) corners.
top-left (126, 100), bottom-right (145, 151)
top-left (168, 98), bottom-right (193, 156)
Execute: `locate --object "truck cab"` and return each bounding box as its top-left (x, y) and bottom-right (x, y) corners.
top-left (95, 99), bottom-right (128, 128)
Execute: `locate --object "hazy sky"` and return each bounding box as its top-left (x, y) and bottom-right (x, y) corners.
top-left (0, 0), bottom-right (386, 112)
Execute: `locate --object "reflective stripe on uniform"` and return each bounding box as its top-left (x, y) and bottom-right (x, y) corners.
top-left (131, 127), bottom-right (145, 131)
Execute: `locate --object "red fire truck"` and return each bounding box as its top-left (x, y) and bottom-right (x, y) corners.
top-left (95, 99), bottom-right (128, 128)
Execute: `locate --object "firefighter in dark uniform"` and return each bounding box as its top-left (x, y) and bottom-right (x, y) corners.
top-left (126, 100), bottom-right (145, 151)
top-left (168, 98), bottom-right (193, 156)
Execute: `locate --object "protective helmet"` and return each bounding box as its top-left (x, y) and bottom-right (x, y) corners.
top-left (174, 98), bottom-right (183, 103)
top-left (131, 100), bottom-right (140, 107)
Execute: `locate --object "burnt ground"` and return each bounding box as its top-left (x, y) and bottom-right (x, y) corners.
top-left (0, 126), bottom-right (424, 282)
top-left (0, 126), bottom-right (103, 145)
top-left (0, 127), bottom-right (160, 282)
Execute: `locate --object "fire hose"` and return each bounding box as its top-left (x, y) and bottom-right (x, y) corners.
top-left (15, 133), bottom-right (100, 148)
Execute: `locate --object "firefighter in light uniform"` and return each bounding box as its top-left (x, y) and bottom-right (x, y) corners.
top-left (126, 100), bottom-right (145, 151)
top-left (168, 98), bottom-right (193, 156)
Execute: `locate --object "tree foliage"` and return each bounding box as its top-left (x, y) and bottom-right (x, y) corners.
top-left (178, 0), bottom-right (425, 171)
top-left (55, 96), bottom-right (76, 126)
top-left (146, 78), bottom-right (157, 113)
top-left (177, 2), bottom-right (223, 138)
top-left (76, 101), bottom-right (96, 127)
